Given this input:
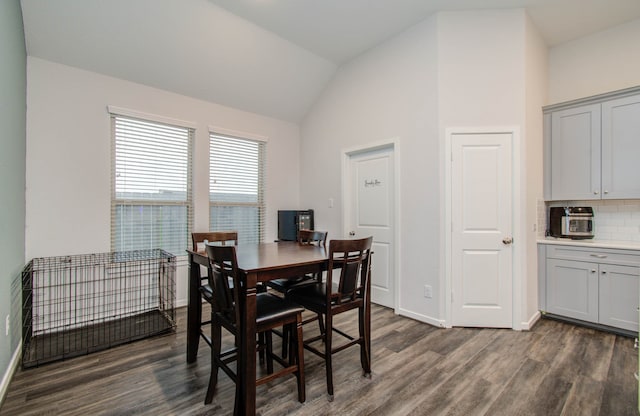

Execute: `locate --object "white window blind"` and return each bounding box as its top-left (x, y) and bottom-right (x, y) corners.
top-left (111, 114), bottom-right (193, 255)
top-left (209, 133), bottom-right (265, 244)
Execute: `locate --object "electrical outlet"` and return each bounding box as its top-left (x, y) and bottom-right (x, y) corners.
top-left (5, 315), bottom-right (9, 336)
top-left (424, 285), bottom-right (433, 299)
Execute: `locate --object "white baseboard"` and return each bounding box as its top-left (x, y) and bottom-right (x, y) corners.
top-left (395, 308), bottom-right (542, 332)
top-left (0, 341), bottom-right (21, 406)
top-left (521, 310), bottom-right (541, 330)
top-left (396, 308), bottom-right (446, 328)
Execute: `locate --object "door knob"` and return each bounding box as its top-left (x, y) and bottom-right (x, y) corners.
top-left (502, 237), bottom-right (513, 245)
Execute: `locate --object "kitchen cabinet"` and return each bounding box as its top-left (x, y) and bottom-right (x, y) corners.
top-left (543, 86), bottom-right (640, 201)
top-left (601, 94), bottom-right (640, 199)
top-left (545, 258), bottom-right (598, 322)
top-left (549, 104), bottom-right (601, 201)
top-left (599, 264), bottom-right (640, 331)
top-left (538, 243), bottom-right (640, 334)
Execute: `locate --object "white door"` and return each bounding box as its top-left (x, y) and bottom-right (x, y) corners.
top-left (345, 145), bottom-right (395, 308)
top-left (451, 133), bottom-right (513, 327)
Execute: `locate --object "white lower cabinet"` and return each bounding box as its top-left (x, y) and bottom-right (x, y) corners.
top-left (546, 259), bottom-right (599, 322)
top-left (539, 243), bottom-right (640, 333)
top-left (599, 264), bottom-right (640, 332)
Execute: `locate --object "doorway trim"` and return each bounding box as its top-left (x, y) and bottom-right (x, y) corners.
top-left (443, 127), bottom-right (523, 329)
top-left (342, 138), bottom-right (400, 313)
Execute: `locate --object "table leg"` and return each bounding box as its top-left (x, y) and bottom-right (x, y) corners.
top-left (187, 252), bottom-right (201, 363)
top-left (236, 271), bottom-right (258, 416)
top-left (361, 259), bottom-right (372, 374)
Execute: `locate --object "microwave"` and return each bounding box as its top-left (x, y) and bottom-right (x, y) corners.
top-left (548, 207), bottom-right (594, 239)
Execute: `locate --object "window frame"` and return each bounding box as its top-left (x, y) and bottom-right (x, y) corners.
top-left (208, 129), bottom-right (266, 245)
top-left (110, 107), bottom-right (194, 256)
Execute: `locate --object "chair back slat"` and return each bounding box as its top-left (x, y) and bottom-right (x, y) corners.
top-left (298, 229), bottom-right (328, 247)
top-left (328, 237), bottom-right (373, 304)
top-left (192, 231), bottom-right (238, 251)
top-left (206, 245), bottom-right (240, 325)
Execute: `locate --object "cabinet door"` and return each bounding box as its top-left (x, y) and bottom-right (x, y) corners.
top-left (550, 104), bottom-right (601, 200)
top-left (599, 264), bottom-right (640, 331)
top-left (546, 259), bottom-right (599, 322)
top-left (602, 94), bottom-right (640, 199)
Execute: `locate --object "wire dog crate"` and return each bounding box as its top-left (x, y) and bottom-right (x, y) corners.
top-left (21, 249), bottom-right (176, 368)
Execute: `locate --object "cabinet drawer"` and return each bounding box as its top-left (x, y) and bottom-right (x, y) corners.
top-left (546, 245), bottom-right (640, 267)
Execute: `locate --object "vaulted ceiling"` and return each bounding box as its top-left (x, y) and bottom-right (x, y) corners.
top-left (20, 0), bottom-right (640, 123)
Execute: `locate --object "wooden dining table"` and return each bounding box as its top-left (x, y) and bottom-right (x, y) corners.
top-left (186, 241), bottom-right (351, 416)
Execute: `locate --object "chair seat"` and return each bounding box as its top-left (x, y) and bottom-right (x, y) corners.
top-left (287, 282), bottom-right (356, 311)
top-left (256, 293), bottom-right (305, 327)
top-left (215, 293), bottom-right (305, 328)
top-left (267, 276), bottom-right (316, 293)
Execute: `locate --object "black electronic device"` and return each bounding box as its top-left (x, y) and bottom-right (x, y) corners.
top-left (278, 210), bottom-right (314, 241)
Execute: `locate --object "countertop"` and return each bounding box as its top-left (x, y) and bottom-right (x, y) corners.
top-left (537, 237), bottom-right (640, 251)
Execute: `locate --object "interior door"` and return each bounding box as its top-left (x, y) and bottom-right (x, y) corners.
top-left (346, 145), bottom-right (395, 308)
top-left (451, 133), bottom-right (513, 328)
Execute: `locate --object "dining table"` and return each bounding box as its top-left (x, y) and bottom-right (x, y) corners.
top-left (186, 241), bottom-right (360, 416)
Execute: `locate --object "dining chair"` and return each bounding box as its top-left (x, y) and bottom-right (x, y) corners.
top-left (191, 231), bottom-right (238, 347)
top-left (286, 236), bottom-right (373, 401)
top-left (267, 229), bottom-right (328, 294)
top-left (267, 229), bottom-right (327, 358)
top-left (204, 244), bottom-right (306, 406)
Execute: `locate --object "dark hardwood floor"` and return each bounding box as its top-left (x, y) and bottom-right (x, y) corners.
top-left (1, 304), bottom-right (637, 415)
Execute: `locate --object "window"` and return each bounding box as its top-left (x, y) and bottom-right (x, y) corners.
top-left (111, 113), bottom-right (193, 255)
top-left (209, 132), bottom-right (265, 244)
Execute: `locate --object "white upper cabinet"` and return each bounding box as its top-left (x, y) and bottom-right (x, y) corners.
top-left (601, 94), bottom-right (640, 199)
top-left (544, 87), bottom-right (640, 201)
top-left (549, 104), bottom-right (601, 200)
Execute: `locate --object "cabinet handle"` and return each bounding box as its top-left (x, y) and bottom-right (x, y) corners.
top-left (601, 270), bottom-right (607, 275)
top-left (594, 190), bottom-right (599, 195)
top-left (591, 269), bottom-right (596, 273)
top-left (590, 254), bottom-right (607, 259)
top-left (604, 190), bottom-right (609, 194)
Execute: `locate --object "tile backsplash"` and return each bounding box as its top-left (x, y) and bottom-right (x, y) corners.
top-left (540, 200), bottom-right (640, 242)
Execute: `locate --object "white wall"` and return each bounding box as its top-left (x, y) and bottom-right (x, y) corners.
top-left (20, 0), bottom-right (337, 123)
top-left (301, 9), bottom-right (545, 327)
top-left (301, 17), bottom-right (440, 323)
top-left (0, 0), bottom-right (26, 400)
top-left (524, 14), bottom-right (548, 327)
top-left (549, 18), bottom-right (640, 104)
top-left (437, 9), bottom-right (544, 328)
top-left (437, 10), bottom-right (526, 126)
top-left (26, 57), bottom-right (302, 306)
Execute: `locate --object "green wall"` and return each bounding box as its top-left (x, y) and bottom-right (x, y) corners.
top-left (0, 0), bottom-right (26, 396)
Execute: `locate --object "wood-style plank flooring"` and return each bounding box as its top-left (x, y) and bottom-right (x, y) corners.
top-left (1, 304), bottom-right (637, 415)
